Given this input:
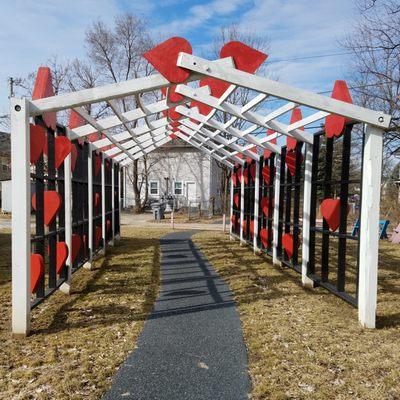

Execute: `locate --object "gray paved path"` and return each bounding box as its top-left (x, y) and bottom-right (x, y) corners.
top-left (104, 230), bottom-right (250, 400)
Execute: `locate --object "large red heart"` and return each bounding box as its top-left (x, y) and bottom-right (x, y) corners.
top-left (161, 85), bottom-right (184, 103)
top-left (143, 37), bottom-right (192, 83)
top-left (200, 77), bottom-right (230, 99)
top-left (246, 147), bottom-right (257, 164)
top-left (70, 144), bottom-right (78, 172)
top-left (231, 172), bottom-right (238, 187)
top-left (30, 254), bottom-right (44, 293)
top-left (286, 150), bottom-right (303, 177)
top-left (32, 191), bottom-right (62, 226)
top-left (233, 193), bottom-right (240, 208)
top-left (250, 219), bottom-right (255, 237)
top-left (242, 219), bottom-right (247, 233)
top-left (282, 233), bottom-right (299, 259)
top-left (106, 219), bottom-right (112, 232)
top-left (287, 108), bottom-right (304, 151)
top-left (242, 167), bottom-right (249, 185)
top-left (30, 124), bottom-right (47, 164)
top-left (94, 153), bottom-right (101, 177)
top-left (264, 129), bottom-right (277, 159)
top-left (249, 164), bottom-right (256, 181)
top-left (55, 136), bottom-right (72, 169)
top-left (230, 214), bottom-right (236, 227)
top-left (71, 234), bottom-right (81, 262)
top-left (95, 226), bottom-right (102, 248)
top-left (237, 167), bottom-right (243, 184)
top-left (32, 67), bottom-right (57, 130)
top-left (94, 193), bottom-right (100, 209)
top-left (190, 100), bottom-right (212, 116)
top-left (220, 41), bottom-right (267, 73)
top-left (260, 197), bottom-right (270, 217)
top-left (259, 228), bottom-right (270, 248)
top-left (262, 166), bottom-right (274, 185)
top-left (56, 242), bottom-right (69, 274)
top-left (325, 80), bottom-right (352, 139)
top-left (320, 198), bottom-right (349, 231)
top-left (169, 106), bottom-right (182, 120)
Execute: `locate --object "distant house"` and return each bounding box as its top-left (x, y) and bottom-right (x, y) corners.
top-left (124, 138), bottom-right (221, 210)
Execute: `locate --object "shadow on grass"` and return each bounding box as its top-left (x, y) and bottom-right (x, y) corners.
top-left (32, 236), bottom-right (161, 334)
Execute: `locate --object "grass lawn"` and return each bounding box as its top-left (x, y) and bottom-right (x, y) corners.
top-left (0, 227), bottom-right (170, 400)
top-left (193, 231), bottom-right (400, 400)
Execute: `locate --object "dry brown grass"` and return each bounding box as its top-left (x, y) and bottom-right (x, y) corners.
top-left (192, 231), bottom-right (400, 400)
top-left (0, 227), bottom-right (170, 400)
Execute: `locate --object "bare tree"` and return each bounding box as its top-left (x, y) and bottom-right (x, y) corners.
top-left (85, 14), bottom-right (159, 213)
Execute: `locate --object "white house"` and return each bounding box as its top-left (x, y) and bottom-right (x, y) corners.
top-left (124, 138), bottom-right (221, 210)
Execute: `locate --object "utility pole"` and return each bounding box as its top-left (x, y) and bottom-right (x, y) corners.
top-left (8, 77), bottom-right (15, 98)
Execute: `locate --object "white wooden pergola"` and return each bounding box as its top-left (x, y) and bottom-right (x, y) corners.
top-left (11, 37), bottom-right (391, 335)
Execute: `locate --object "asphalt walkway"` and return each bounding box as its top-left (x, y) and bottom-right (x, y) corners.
top-left (104, 230), bottom-right (250, 400)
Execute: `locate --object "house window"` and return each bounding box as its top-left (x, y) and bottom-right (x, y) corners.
top-left (149, 181), bottom-right (159, 195)
top-left (174, 181), bottom-right (183, 195)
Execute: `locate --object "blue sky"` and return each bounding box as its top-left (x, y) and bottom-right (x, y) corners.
top-left (0, 0), bottom-right (359, 121)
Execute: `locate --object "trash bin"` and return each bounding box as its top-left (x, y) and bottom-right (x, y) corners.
top-left (151, 202), bottom-right (165, 220)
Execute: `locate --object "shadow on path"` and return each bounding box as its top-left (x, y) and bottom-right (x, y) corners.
top-left (104, 230), bottom-right (251, 400)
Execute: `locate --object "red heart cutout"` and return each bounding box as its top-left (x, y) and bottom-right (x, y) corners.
top-left (32, 67), bottom-right (57, 130)
top-left (242, 219), bottom-right (247, 233)
top-left (231, 172), bottom-right (238, 187)
top-left (143, 37), bottom-right (192, 83)
top-left (262, 166), bottom-right (275, 185)
top-left (320, 198), bottom-right (349, 231)
top-left (230, 214), bottom-right (236, 226)
top-left (264, 129), bottom-right (277, 159)
top-left (249, 164), bottom-right (256, 181)
top-left (325, 80), bottom-right (353, 138)
top-left (161, 85), bottom-right (184, 103)
top-left (69, 110), bottom-right (86, 145)
top-left (30, 254), bottom-right (44, 293)
top-left (32, 191), bottom-right (62, 226)
top-left (233, 193), bottom-right (240, 208)
top-left (286, 150), bottom-right (303, 177)
top-left (106, 219), bottom-right (112, 232)
top-left (260, 228), bottom-right (271, 248)
top-left (242, 167), bottom-right (249, 185)
top-left (94, 153), bottom-right (101, 177)
top-left (190, 100), bottom-right (212, 116)
top-left (220, 41), bottom-right (267, 73)
top-left (237, 167), bottom-right (243, 184)
top-left (71, 234), bottom-right (81, 262)
top-left (250, 219), bottom-right (255, 237)
top-left (94, 193), bottom-right (101, 209)
top-left (200, 77), bottom-right (230, 99)
top-left (70, 144), bottom-right (78, 172)
top-left (246, 147), bottom-right (258, 164)
top-left (56, 242), bottom-right (69, 274)
top-left (83, 234), bottom-right (88, 257)
top-left (287, 108), bottom-right (303, 151)
top-left (282, 233), bottom-right (299, 259)
top-left (260, 197), bottom-right (270, 217)
top-left (30, 124), bottom-right (47, 164)
top-left (95, 226), bottom-right (102, 248)
top-left (54, 136), bottom-right (72, 169)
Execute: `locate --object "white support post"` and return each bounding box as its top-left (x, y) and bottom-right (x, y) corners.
top-left (301, 143), bottom-right (315, 287)
top-left (240, 168), bottom-right (245, 245)
top-left (101, 153), bottom-right (106, 254)
top-left (253, 160), bottom-right (260, 253)
top-left (111, 160), bottom-right (115, 246)
top-left (123, 166), bottom-right (126, 209)
top-left (11, 98), bottom-right (31, 336)
top-left (230, 174), bottom-right (234, 240)
top-left (86, 143), bottom-right (93, 266)
top-left (60, 143), bottom-right (73, 292)
top-left (222, 213), bottom-right (226, 233)
top-left (272, 156), bottom-right (281, 265)
top-left (358, 124), bottom-right (383, 329)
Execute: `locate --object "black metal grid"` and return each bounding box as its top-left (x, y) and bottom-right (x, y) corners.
top-left (257, 154), bottom-right (275, 255)
top-left (277, 143), bottom-right (304, 273)
top-left (307, 125), bottom-right (362, 306)
top-left (114, 165), bottom-right (121, 236)
top-left (243, 160), bottom-right (255, 244)
top-left (92, 151), bottom-right (103, 252)
top-left (30, 119), bottom-right (67, 309)
top-left (104, 159), bottom-right (113, 243)
top-left (231, 164), bottom-right (241, 236)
